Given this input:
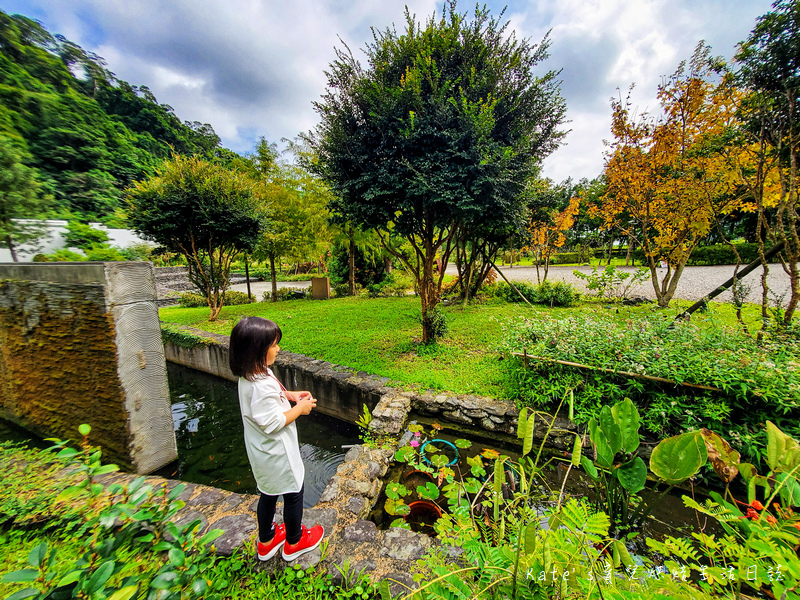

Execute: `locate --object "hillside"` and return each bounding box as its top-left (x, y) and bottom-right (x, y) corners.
top-left (0, 11), bottom-right (230, 221)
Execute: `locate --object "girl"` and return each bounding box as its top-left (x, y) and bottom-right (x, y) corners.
top-left (229, 316), bottom-right (325, 561)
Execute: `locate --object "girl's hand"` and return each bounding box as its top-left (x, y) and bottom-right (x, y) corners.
top-left (286, 390), bottom-right (312, 404)
top-left (296, 394), bottom-right (317, 415)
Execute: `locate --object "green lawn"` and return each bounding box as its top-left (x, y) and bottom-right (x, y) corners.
top-left (160, 295), bottom-right (768, 400)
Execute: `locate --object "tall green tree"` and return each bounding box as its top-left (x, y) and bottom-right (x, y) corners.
top-left (736, 0), bottom-right (800, 325)
top-left (310, 1), bottom-right (566, 342)
top-left (0, 134), bottom-right (46, 261)
top-left (235, 139), bottom-right (334, 301)
top-left (126, 155), bottom-right (265, 320)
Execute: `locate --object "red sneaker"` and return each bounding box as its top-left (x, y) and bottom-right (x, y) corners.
top-left (257, 523), bottom-right (286, 561)
top-left (281, 524), bottom-right (324, 561)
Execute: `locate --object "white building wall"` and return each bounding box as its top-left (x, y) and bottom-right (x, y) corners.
top-left (0, 219), bottom-right (153, 262)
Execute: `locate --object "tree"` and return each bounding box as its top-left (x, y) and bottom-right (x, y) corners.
top-left (126, 155), bottom-right (265, 320)
top-left (598, 45), bottom-right (750, 307)
top-left (0, 134), bottom-right (46, 261)
top-left (525, 179), bottom-right (581, 282)
top-left (235, 139), bottom-right (334, 301)
top-left (735, 0), bottom-right (800, 326)
top-left (310, 1), bottom-right (566, 342)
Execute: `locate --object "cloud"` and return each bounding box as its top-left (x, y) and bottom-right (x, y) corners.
top-left (0, 0), bottom-right (777, 178)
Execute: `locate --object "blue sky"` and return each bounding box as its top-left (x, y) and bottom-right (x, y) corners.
top-left (0, 0), bottom-right (775, 182)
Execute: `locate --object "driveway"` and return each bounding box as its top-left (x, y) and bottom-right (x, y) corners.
top-left (487, 264), bottom-right (794, 306)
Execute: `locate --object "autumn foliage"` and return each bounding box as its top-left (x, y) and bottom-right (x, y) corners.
top-left (597, 45), bottom-right (754, 307)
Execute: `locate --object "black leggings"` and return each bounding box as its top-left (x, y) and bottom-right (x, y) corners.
top-left (257, 486), bottom-right (304, 545)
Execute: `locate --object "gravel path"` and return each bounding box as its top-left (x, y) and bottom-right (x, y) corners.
top-left (488, 264), bottom-right (794, 306)
top-left (231, 264), bottom-right (794, 307)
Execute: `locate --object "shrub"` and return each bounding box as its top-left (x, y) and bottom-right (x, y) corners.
top-left (687, 243), bottom-right (761, 265)
top-left (83, 244), bottom-right (127, 261)
top-left (179, 290), bottom-right (254, 308)
top-left (631, 243), bottom-right (762, 266)
top-left (365, 271), bottom-right (414, 297)
top-left (260, 287), bottom-right (310, 302)
top-left (494, 280), bottom-right (580, 307)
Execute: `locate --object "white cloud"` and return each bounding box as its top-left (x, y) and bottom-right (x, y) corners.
top-left (0, 0), bottom-right (777, 176)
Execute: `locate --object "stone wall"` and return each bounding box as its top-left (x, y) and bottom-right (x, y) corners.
top-left (160, 327), bottom-right (569, 444)
top-left (163, 329), bottom-right (390, 423)
top-left (0, 262), bottom-right (177, 473)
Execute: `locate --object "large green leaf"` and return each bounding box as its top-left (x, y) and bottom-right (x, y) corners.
top-left (593, 430), bottom-right (614, 469)
top-left (611, 399), bottom-right (640, 453)
top-left (766, 421), bottom-right (800, 473)
top-left (580, 455), bottom-right (599, 479)
top-left (650, 431), bottom-right (708, 484)
top-left (616, 456), bottom-right (647, 494)
top-left (598, 406), bottom-right (622, 455)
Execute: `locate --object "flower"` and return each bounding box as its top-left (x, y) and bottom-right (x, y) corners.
top-left (746, 508), bottom-right (759, 520)
top-left (414, 431), bottom-right (421, 438)
top-left (793, 522), bottom-right (800, 531)
top-left (752, 500), bottom-right (765, 511)
top-left (766, 515), bottom-right (778, 525)
top-left (409, 440), bottom-right (420, 448)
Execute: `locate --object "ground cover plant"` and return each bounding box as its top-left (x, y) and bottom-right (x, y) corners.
top-left (385, 400), bottom-right (800, 599)
top-left (0, 432), bottom-right (380, 600)
top-left (158, 292), bottom-right (769, 394)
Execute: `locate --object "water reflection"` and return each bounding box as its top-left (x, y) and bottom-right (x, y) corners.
top-left (161, 363), bottom-right (359, 507)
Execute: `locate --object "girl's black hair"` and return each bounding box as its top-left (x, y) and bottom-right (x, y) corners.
top-left (229, 316), bottom-right (283, 381)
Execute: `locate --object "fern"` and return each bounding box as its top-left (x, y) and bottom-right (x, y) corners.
top-left (681, 496), bottom-right (738, 522)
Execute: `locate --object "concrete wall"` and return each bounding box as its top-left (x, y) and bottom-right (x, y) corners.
top-left (0, 262), bottom-right (176, 473)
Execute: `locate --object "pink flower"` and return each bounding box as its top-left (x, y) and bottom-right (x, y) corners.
top-left (410, 440), bottom-right (420, 448)
top-left (414, 432), bottom-right (421, 437)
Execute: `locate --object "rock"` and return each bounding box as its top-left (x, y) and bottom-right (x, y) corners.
top-left (208, 515), bottom-right (256, 556)
top-left (480, 417), bottom-right (498, 431)
top-left (346, 496), bottom-right (366, 515)
top-left (366, 460), bottom-right (383, 479)
top-left (383, 572), bottom-right (416, 597)
top-left (343, 520), bottom-right (378, 542)
top-left (345, 446), bottom-right (362, 462)
top-left (381, 528), bottom-right (432, 561)
top-left (442, 409), bottom-right (474, 425)
top-left (302, 508), bottom-right (338, 533)
top-left (191, 487), bottom-right (226, 506)
top-left (344, 480), bottom-right (372, 495)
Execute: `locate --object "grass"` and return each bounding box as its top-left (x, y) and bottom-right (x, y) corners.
top-left (159, 294), bottom-right (770, 400)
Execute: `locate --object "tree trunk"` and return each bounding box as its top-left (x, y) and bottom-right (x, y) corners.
top-left (419, 252), bottom-right (440, 344)
top-left (625, 236), bottom-right (634, 266)
top-left (244, 254), bottom-right (252, 302)
top-left (348, 228), bottom-right (356, 296)
top-left (6, 235), bottom-right (18, 262)
top-left (606, 237), bottom-right (614, 265)
top-left (270, 254), bottom-right (278, 302)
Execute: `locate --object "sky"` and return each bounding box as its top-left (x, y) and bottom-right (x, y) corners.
top-left (0, 0), bottom-right (776, 183)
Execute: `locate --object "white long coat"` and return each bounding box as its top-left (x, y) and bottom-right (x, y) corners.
top-left (238, 369), bottom-right (304, 495)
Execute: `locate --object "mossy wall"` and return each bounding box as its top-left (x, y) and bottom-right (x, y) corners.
top-left (0, 262), bottom-right (177, 473)
top-left (0, 280), bottom-right (132, 467)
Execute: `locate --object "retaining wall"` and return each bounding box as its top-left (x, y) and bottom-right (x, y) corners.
top-left (0, 262), bottom-right (177, 472)
top-left (161, 327), bottom-right (578, 447)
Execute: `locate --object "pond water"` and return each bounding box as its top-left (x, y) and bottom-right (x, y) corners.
top-left (371, 413), bottom-right (706, 544)
top-left (158, 363), bottom-right (360, 507)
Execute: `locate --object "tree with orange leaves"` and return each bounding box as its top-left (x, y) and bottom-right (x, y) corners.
top-left (525, 179), bottom-right (581, 282)
top-left (598, 44), bottom-right (752, 308)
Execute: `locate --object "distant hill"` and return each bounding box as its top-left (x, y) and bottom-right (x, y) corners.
top-left (0, 10), bottom-right (232, 221)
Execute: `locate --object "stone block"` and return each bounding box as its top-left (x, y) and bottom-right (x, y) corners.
top-left (311, 277), bottom-right (330, 300)
top-left (208, 515), bottom-right (256, 556)
top-left (343, 519), bottom-right (378, 542)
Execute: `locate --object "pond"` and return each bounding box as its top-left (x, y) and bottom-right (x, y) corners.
top-left (158, 363), bottom-right (360, 507)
